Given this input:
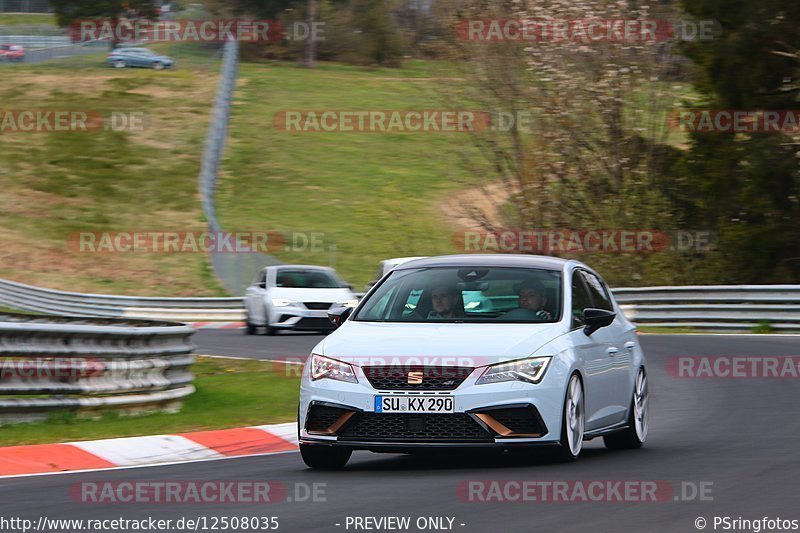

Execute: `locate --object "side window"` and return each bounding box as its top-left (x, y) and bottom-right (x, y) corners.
top-left (581, 271), bottom-right (613, 311)
top-left (571, 271), bottom-right (592, 329)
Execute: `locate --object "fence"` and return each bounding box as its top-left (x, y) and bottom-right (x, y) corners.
top-left (0, 0), bottom-right (51, 12)
top-left (2, 277), bottom-right (799, 331)
top-left (614, 285), bottom-right (800, 331)
top-left (200, 38), bottom-right (281, 296)
top-left (0, 312), bottom-right (196, 423)
top-left (0, 278), bottom-right (245, 322)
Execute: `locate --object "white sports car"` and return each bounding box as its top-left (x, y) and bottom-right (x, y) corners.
top-left (244, 265), bottom-right (357, 335)
top-left (298, 255), bottom-right (649, 468)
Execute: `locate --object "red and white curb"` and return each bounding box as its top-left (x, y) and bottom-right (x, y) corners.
top-left (187, 322), bottom-right (245, 329)
top-left (0, 422), bottom-right (297, 477)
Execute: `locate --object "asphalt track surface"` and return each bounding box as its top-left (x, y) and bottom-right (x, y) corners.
top-left (1, 332), bottom-right (799, 533)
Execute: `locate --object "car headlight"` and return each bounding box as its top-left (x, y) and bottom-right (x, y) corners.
top-left (475, 356), bottom-right (551, 385)
top-left (310, 354), bottom-right (358, 383)
top-left (336, 299), bottom-right (359, 308)
top-left (272, 298), bottom-right (298, 307)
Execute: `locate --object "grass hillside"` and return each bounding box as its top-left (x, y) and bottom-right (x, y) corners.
top-left (216, 60), bottom-right (472, 288)
top-left (0, 44), bottom-right (227, 295)
top-left (1, 53), bottom-right (472, 294)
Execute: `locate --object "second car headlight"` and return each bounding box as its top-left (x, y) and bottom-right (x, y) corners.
top-left (476, 356), bottom-right (551, 385)
top-left (310, 354), bottom-right (358, 383)
top-left (272, 298), bottom-right (298, 307)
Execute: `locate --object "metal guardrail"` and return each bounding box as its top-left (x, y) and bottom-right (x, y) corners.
top-left (200, 39), bottom-right (280, 296)
top-left (613, 285), bottom-right (800, 331)
top-left (2, 277), bottom-right (798, 330)
top-left (0, 278), bottom-right (245, 322)
top-left (0, 312), bottom-right (196, 423)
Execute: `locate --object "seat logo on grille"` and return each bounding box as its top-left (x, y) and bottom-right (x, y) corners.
top-left (407, 371), bottom-right (424, 384)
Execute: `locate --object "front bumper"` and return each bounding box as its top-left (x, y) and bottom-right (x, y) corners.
top-left (299, 366), bottom-right (565, 450)
top-left (270, 306), bottom-right (336, 331)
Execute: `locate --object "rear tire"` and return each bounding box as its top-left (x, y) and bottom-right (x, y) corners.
top-left (556, 374), bottom-right (585, 462)
top-left (300, 444), bottom-right (351, 469)
top-left (113, 60), bottom-right (126, 68)
top-left (604, 368), bottom-right (648, 450)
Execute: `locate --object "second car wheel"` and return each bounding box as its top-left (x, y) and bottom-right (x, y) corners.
top-left (300, 444), bottom-right (351, 469)
top-left (604, 367), bottom-right (648, 449)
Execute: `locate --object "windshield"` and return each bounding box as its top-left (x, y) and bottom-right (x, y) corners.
top-left (275, 269), bottom-right (346, 289)
top-left (355, 267), bottom-right (562, 323)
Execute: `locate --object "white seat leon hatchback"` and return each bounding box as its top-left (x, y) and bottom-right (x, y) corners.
top-left (298, 255), bottom-right (649, 469)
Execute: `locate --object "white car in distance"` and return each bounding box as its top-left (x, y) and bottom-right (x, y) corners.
top-left (244, 265), bottom-right (357, 335)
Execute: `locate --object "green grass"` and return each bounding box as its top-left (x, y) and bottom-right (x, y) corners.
top-left (0, 45), bottom-right (229, 296)
top-left (0, 356), bottom-right (299, 446)
top-left (216, 60), bottom-right (476, 289)
top-left (0, 13), bottom-right (56, 26)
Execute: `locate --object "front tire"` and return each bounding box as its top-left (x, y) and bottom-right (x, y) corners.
top-left (604, 367), bottom-right (648, 449)
top-left (152, 61), bottom-right (164, 70)
top-left (244, 319), bottom-right (256, 335)
top-left (300, 444), bottom-right (351, 469)
top-left (556, 374), bottom-right (585, 462)
top-left (113, 60), bottom-right (126, 68)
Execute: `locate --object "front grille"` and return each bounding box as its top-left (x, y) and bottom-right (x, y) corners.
top-left (478, 406), bottom-right (546, 436)
top-left (306, 404), bottom-right (352, 433)
top-left (338, 413), bottom-right (492, 442)
top-left (363, 366), bottom-right (473, 390)
top-left (295, 317), bottom-right (334, 330)
top-left (304, 302), bottom-right (332, 310)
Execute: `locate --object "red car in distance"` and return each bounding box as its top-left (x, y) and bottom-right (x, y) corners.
top-left (0, 44), bottom-right (25, 62)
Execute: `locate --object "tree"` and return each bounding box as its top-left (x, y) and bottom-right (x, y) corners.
top-left (677, 0), bottom-right (800, 282)
top-left (438, 0), bottom-right (690, 285)
top-left (50, 0), bottom-right (158, 27)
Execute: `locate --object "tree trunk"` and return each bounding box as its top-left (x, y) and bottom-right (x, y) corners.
top-left (304, 0), bottom-right (317, 68)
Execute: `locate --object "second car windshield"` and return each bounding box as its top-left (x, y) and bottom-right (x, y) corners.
top-left (275, 270), bottom-right (345, 289)
top-left (355, 267), bottom-right (562, 323)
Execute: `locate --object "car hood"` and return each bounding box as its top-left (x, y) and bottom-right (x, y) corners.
top-left (268, 287), bottom-right (355, 303)
top-left (318, 321), bottom-right (567, 366)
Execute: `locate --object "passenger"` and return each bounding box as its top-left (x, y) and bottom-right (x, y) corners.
top-left (427, 284), bottom-right (463, 319)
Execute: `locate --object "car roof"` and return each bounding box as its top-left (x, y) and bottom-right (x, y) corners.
top-left (382, 256), bottom-right (427, 266)
top-left (392, 254), bottom-right (570, 271)
top-left (270, 264), bottom-right (333, 271)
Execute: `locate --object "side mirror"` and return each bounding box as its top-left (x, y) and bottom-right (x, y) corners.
top-left (258, 281), bottom-right (266, 289)
top-left (583, 308), bottom-right (616, 336)
top-left (328, 305), bottom-right (353, 328)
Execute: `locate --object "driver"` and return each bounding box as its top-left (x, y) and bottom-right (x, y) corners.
top-left (502, 279), bottom-right (552, 321)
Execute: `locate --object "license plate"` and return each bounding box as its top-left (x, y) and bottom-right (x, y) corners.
top-left (309, 310), bottom-right (329, 318)
top-left (375, 395), bottom-right (454, 413)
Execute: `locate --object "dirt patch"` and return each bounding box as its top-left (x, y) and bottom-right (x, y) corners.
top-left (439, 180), bottom-right (514, 231)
